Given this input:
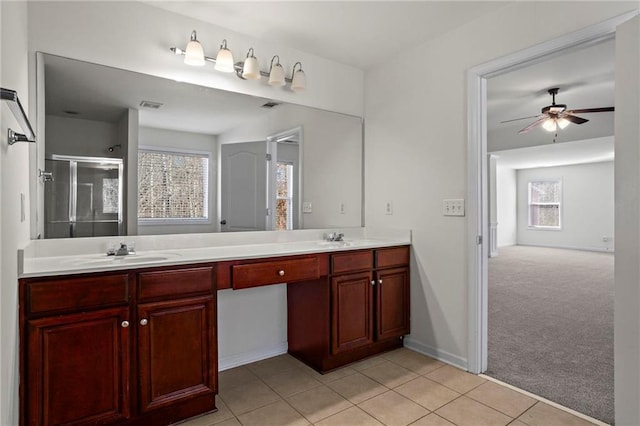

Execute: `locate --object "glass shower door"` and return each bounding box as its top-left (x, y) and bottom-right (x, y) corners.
top-left (44, 156), bottom-right (123, 238)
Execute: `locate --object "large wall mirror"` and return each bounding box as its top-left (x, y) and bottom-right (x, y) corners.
top-left (35, 53), bottom-right (363, 239)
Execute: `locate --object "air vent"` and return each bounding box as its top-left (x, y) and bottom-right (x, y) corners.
top-left (139, 100), bottom-right (163, 109)
top-left (261, 101), bottom-right (281, 109)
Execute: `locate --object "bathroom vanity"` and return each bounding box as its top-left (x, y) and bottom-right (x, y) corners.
top-left (18, 229), bottom-right (411, 426)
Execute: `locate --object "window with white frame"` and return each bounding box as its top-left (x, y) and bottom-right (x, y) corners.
top-left (138, 148), bottom-right (210, 223)
top-left (528, 180), bottom-right (561, 229)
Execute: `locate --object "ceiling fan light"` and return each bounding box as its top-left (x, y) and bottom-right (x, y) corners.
top-left (184, 31), bottom-right (205, 66)
top-left (557, 117), bottom-right (570, 129)
top-left (542, 119), bottom-right (557, 132)
top-left (214, 40), bottom-right (235, 73)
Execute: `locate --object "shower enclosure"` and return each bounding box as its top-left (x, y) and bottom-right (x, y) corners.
top-left (44, 155), bottom-right (123, 238)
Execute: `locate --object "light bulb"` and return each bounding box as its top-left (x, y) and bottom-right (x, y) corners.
top-left (184, 31), bottom-right (205, 66)
top-left (268, 56), bottom-right (286, 87)
top-left (557, 117), bottom-right (570, 129)
top-left (242, 49), bottom-right (261, 80)
top-left (542, 119), bottom-right (557, 132)
top-left (214, 40), bottom-right (235, 73)
top-left (290, 62), bottom-right (306, 92)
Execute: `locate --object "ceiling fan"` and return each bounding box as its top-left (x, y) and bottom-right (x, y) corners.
top-left (502, 88), bottom-right (614, 134)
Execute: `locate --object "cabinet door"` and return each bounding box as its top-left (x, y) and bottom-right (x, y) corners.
top-left (376, 267), bottom-right (410, 340)
top-left (26, 307), bottom-right (130, 426)
top-left (331, 271), bottom-right (374, 354)
top-left (137, 295), bottom-right (216, 413)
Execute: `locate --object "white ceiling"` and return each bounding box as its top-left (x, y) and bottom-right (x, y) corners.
top-left (44, 54), bottom-right (277, 135)
top-left (147, 1), bottom-right (508, 69)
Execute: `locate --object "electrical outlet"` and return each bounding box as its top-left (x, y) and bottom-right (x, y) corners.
top-left (303, 201), bottom-right (312, 214)
top-left (339, 202), bottom-right (345, 214)
top-left (385, 201), bottom-right (393, 215)
top-left (443, 199), bottom-right (465, 216)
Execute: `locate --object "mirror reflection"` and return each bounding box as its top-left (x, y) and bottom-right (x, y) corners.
top-left (38, 53), bottom-right (363, 239)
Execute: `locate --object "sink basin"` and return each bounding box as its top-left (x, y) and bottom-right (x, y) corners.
top-left (62, 253), bottom-right (181, 267)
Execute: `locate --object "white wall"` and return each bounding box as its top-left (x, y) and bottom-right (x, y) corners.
top-left (516, 161), bottom-right (614, 251)
top-left (0, 2), bottom-right (31, 425)
top-left (45, 115), bottom-right (120, 158)
top-left (496, 166), bottom-right (517, 247)
top-left (364, 2), bottom-right (638, 367)
top-left (220, 103), bottom-right (363, 229)
top-left (27, 1), bottom-right (363, 117)
top-left (138, 126), bottom-right (217, 235)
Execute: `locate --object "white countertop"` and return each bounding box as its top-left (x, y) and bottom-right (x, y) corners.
top-left (19, 227), bottom-right (411, 278)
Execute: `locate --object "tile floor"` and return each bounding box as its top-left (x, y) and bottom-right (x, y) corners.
top-left (179, 348), bottom-right (598, 426)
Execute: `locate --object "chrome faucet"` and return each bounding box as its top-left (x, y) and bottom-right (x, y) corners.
top-left (107, 243), bottom-right (135, 256)
top-left (325, 232), bottom-right (345, 242)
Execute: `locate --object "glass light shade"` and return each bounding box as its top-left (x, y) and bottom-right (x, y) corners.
top-left (242, 56), bottom-right (261, 80)
top-left (184, 40), bottom-right (205, 66)
top-left (268, 63), bottom-right (286, 87)
top-left (290, 69), bottom-right (306, 92)
top-left (215, 47), bottom-right (235, 73)
top-left (557, 117), bottom-right (570, 129)
top-left (542, 119), bottom-right (557, 132)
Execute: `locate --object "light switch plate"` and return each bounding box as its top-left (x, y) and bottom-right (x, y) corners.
top-left (303, 201), bottom-right (312, 214)
top-left (443, 199), bottom-right (465, 216)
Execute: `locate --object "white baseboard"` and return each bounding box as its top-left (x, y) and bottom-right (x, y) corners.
top-left (219, 342), bottom-right (288, 371)
top-left (518, 243), bottom-right (614, 253)
top-left (403, 337), bottom-right (468, 370)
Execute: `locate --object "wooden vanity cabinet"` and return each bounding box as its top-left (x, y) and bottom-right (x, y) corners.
top-left (19, 265), bottom-right (217, 426)
top-left (288, 245), bottom-right (410, 372)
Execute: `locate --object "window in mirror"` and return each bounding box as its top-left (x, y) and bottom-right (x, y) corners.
top-left (275, 162), bottom-right (294, 230)
top-left (138, 148), bottom-right (210, 223)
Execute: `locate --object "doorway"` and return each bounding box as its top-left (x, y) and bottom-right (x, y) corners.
top-left (467, 9), bottom-right (640, 426)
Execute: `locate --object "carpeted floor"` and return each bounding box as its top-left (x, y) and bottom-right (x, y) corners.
top-left (486, 245), bottom-right (614, 425)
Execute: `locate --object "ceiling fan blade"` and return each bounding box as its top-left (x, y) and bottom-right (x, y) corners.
top-left (500, 114), bottom-right (542, 124)
top-left (563, 114), bottom-right (589, 125)
top-left (566, 107), bottom-right (614, 114)
top-left (518, 117), bottom-right (548, 134)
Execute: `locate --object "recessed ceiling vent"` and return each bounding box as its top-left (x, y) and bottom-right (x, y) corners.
top-left (139, 100), bottom-right (163, 109)
top-left (261, 101), bottom-right (280, 109)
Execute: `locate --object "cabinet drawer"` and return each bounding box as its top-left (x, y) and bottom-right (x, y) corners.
top-left (233, 257), bottom-right (319, 289)
top-left (26, 274), bottom-right (129, 315)
top-left (375, 246), bottom-right (410, 269)
top-left (331, 250), bottom-right (373, 274)
top-left (138, 267), bottom-right (214, 300)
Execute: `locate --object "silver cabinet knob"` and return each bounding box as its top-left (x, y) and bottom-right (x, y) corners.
top-left (378, 279), bottom-right (383, 284)
top-left (279, 270), bottom-right (285, 276)
top-left (140, 318), bottom-right (148, 326)
top-left (371, 280), bottom-right (376, 286)
top-left (121, 321), bottom-right (130, 328)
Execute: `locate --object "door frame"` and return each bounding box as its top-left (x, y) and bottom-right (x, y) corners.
top-left (466, 10), bottom-right (639, 375)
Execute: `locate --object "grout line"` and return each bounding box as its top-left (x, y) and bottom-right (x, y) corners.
top-left (480, 374), bottom-right (609, 426)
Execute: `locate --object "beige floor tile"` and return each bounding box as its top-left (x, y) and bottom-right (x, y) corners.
top-left (466, 381), bottom-right (536, 418)
top-left (435, 396), bottom-right (512, 426)
top-left (517, 402), bottom-right (597, 426)
top-left (382, 349), bottom-right (445, 375)
top-left (213, 419), bottom-right (241, 426)
top-left (218, 379), bottom-right (281, 416)
top-left (178, 397), bottom-right (234, 425)
top-left (351, 355), bottom-right (389, 372)
top-left (298, 363), bottom-right (358, 384)
top-left (410, 413), bottom-right (456, 426)
top-left (218, 366), bottom-right (259, 389)
top-left (425, 365), bottom-right (486, 393)
top-left (236, 400), bottom-right (309, 426)
top-left (394, 377), bottom-right (460, 411)
top-left (315, 406), bottom-right (384, 426)
top-left (358, 390), bottom-right (430, 426)
top-left (285, 385), bottom-right (353, 423)
top-left (361, 360), bottom-right (419, 388)
top-left (327, 372), bottom-right (389, 404)
top-left (261, 367), bottom-right (323, 397)
top-left (507, 421), bottom-right (528, 426)
top-left (247, 354), bottom-right (304, 379)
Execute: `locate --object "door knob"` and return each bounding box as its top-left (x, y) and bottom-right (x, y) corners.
top-left (140, 318), bottom-right (148, 326)
top-left (220, 219), bottom-right (227, 225)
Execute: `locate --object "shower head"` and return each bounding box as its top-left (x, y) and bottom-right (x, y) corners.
top-left (108, 144), bottom-right (122, 153)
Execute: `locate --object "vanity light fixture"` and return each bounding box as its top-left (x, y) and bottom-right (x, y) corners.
top-left (170, 30), bottom-right (306, 91)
